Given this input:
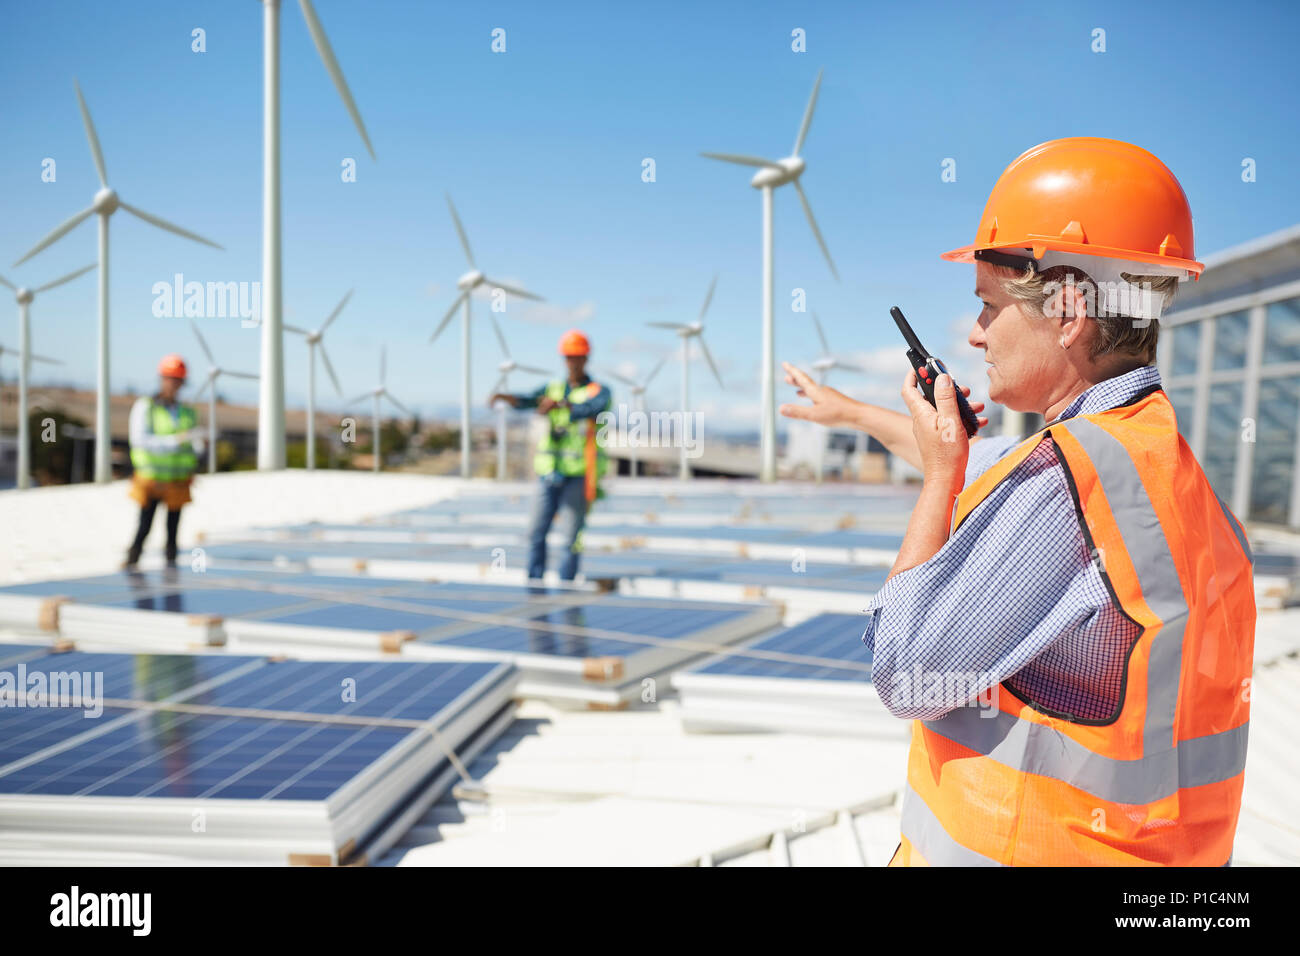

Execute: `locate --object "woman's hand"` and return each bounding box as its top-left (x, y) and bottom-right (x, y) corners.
top-left (901, 368), bottom-right (973, 493)
top-left (778, 362), bottom-right (862, 428)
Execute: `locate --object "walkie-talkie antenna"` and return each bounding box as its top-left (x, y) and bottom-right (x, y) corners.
top-left (890, 306), bottom-right (931, 359)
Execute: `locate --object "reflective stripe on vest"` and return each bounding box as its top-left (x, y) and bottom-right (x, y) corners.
top-left (533, 379), bottom-right (608, 487)
top-left (899, 388), bottom-right (1254, 866)
top-left (130, 400), bottom-right (197, 481)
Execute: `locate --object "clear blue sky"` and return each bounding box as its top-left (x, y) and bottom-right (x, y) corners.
top-left (2, 0), bottom-right (1297, 431)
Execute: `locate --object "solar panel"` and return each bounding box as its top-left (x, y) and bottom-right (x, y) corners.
top-left (689, 613), bottom-right (872, 681)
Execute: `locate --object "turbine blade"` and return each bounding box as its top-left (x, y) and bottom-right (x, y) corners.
top-left (297, 0), bottom-right (376, 160)
top-left (607, 370), bottom-right (638, 387)
top-left (73, 79), bottom-right (108, 188)
top-left (811, 312), bottom-right (830, 355)
top-left (516, 364), bottom-right (549, 375)
top-left (793, 68), bottom-right (823, 157)
top-left (13, 206), bottom-right (96, 266)
top-left (383, 391), bottom-right (411, 417)
top-left (120, 203), bottom-right (224, 251)
top-left (700, 152), bottom-right (782, 170)
top-left (486, 279), bottom-right (543, 303)
top-left (190, 320), bottom-right (216, 365)
top-left (492, 374), bottom-right (508, 395)
top-left (34, 263), bottom-right (96, 294)
top-left (30, 353), bottom-right (63, 365)
top-left (445, 195), bottom-right (475, 268)
top-left (225, 370), bottom-right (259, 381)
top-left (283, 323), bottom-right (309, 335)
top-left (793, 180), bottom-right (839, 281)
top-left (832, 358), bottom-right (865, 372)
top-left (194, 378), bottom-right (212, 400)
top-left (318, 342), bottom-right (344, 397)
top-left (697, 336), bottom-right (724, 389)
top-left (0, 274), bottom-right (14, 291)
top-left (346, 391), bottom-right (371, 406)
top-left (644, 355), bottom-right (667, 386)
top-left (380, 345), bottom-right (386, 384)
top-left (647, 321), bottom-right (687, 330)
top-left (489, 311), bottom-right (509, 357)
top-left (320, 288), bottom-right (353, 332)
top-left (698, 273), bottom-right (718, 321)
top-left (430, 291), bottom-right (468, 343)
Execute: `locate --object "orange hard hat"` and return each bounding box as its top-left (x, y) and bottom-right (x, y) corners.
top-left (942, 137), bottom-right (1204, 278)
top-left (559, 329), bottom-right (590, 356)
top-left (158, 354), bottom-right (187, 380)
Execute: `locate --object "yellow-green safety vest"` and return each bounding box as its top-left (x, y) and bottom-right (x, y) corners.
top-left (130, 399), bottom-right (198, 481)
top-left (533, 379), bottom-right (610, 495)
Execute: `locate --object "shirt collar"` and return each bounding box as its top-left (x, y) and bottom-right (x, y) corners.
top-left (1048, 365), bottom-right (1162, 425)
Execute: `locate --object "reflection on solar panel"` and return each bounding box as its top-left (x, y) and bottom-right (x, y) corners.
top-left (0, 649), bottom-right (516, 865)
top-left (673, 614), bottom-right (902, 738)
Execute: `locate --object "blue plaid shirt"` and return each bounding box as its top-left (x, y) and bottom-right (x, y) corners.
top-left (862, 365), bottom-right (1161, 722)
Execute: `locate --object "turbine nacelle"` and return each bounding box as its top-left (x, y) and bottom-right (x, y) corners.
top-left (749, 156), bottom-right (805, 189)
top-left (92, 187), bottom-right (119, 216)
top-left (15, 288), bottom-right (34, 305)
top-left (457, 269), bottom-right (485, 291)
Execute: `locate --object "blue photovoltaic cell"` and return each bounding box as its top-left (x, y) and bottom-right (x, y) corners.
top-left (97, 587), bottom-right (319, 617)
top-left (0, 711), bottom-right (413, 800)
top-left (690, 613), bottom-right (872, 682)
top-left (0, 656), bottom-right (506, 801)
top-left (186, 658), bottom-right (502, 721)
top-left (0, 643), bottom-right (50, 666)
top-left (12, 650), bottom-right (262, 702)
top-left (422, 602), bottom-right (747, 659)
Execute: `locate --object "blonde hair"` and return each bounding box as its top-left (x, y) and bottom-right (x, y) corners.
top-left (989, 262), bottom-right (1178, 364)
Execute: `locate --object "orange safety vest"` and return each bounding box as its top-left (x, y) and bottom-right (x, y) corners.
top-left (891, 386), bottom-right (1255, 866)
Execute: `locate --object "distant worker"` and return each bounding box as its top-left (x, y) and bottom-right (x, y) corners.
top-left (489, 329), bottom-right (611, 582)
top-left (124, 354), bottom-right (203, 569)
top-left (782, 137), bottom-right (1254, 865)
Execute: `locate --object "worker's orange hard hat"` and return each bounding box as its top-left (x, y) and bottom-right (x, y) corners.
top-left (558, 329), bottom-right (590, 356)
top-left (942, 137), bottom-right (1204, 277)
top-left (158, 354), bottom-right (187, 380)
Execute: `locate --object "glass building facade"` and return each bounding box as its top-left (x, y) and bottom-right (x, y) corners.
top-left (1157, 225), bottom-right (1300, 527)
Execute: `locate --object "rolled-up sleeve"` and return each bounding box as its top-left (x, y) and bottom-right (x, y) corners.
top-left (861, 437), bottom-right (1109, 720)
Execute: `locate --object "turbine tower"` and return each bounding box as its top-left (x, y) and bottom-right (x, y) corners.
top-left (347, 347), bottom-right (411, 473)
top-left (647, 276), bottom-right (723, 480)
top-left (430, 194), bottom-right (543, 479)
top-left (486, 313), bottom-right (547, 482)
top-left (807, 312), bottom-right (863, 484)
top-left (0, 264), bottom-right (94, 489)
top-left (606, 355), bottom-right (667, 478)
top-left (285, 290), bottom-right (351, 469)
top-left (702, 68), bottom-right (838, 483)
top-left (13, 80), bottom-right (223, 484)
top-left (257, 0), bottom-right (375, 471)
top-left (191, 322), bottom-right (259, 475)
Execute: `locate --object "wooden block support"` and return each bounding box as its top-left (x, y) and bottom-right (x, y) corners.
top-left (581, 656), bottom-right (625, 682)
top-left (37, 596), bottom-right (71, 633)
top-left (380, 630), bottom-right (416, 654)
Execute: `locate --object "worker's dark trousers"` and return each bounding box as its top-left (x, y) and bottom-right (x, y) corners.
top-left (526, 474), bottom-right (588, 581)
top-left (126, 501), bottom-right (182, 566)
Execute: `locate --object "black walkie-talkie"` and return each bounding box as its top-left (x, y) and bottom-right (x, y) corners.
top-left (890, 306), bottom-right (980, 438)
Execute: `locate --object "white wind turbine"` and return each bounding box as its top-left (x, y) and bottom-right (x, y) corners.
top-left (13, 80), bottom-right (223, 485)
top-left (606, 355), bottom-right (667, 478)
top-left (191, 322), bottom-right (259, 475)
top-left (647, 276), bottom-right (724, 480)
top-left (486, 313), bottom-right (548, 482)
top-left (347, 347), bottom-right (411, 473)
top-left (256, 0), bottom-right (375, 472)
top-left (807, 312), bottom-right (864, 484)
top-left (702, 68), bottom-right (839, 483)
top-left (430, 194), bottom-right (544, 479)
top-left (285, 290), bottom-right (350, 470)
top-left (0, 264), bottom-right (94, 489)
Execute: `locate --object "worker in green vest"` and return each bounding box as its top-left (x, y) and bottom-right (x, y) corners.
top-left (489, 329), bottom-right (611, 581)
top-left (124, 354), bottom-right (203, 569)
